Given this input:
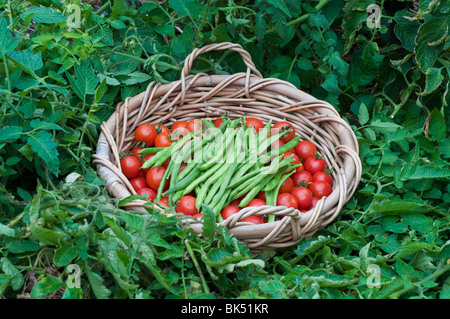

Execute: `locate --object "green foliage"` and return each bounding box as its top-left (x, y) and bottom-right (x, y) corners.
top-left (0, 0), bottom-right (449, 299)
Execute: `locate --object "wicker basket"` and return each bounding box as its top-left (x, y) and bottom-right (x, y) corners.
top-left (93, 42), bottom-right (362, 252)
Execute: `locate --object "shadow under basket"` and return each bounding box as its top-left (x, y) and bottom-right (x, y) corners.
top-left (93, 42), bottom-right (362, 252)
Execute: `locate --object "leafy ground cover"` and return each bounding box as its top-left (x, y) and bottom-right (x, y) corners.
top-left (0, 0), bottom-right (449, 299)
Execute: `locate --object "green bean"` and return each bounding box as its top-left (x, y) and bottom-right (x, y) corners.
top-left (164, 166), bottom-right (201, 195)
top-left (211, 188), bottom-right (232, 216)
top-left (179, 161), bottom-right (226, 197)
top-left (238, 173), bottom-right (274, 207)
top-left (195, 162), bottom-right (234, 210)
top-left (266, 170), bottom-right (297, 223)
top-left (155, 160), bottom-right (174, 202)
top-left (198, 128), bottom-right (238, 171)
top-left (205, 161), bottom-right (239, 208)
top-left (139, 147), bottom-right (167, 155)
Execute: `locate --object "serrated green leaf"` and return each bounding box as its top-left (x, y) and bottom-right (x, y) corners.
top-left (393, 10), bottom-right (419, 52)
top-left (53, 245), bottom-right (78, 267)
top-left (169, 0), bottom-right (204, 18)
top-left (0, 18), bottom-right (19, 54)
top-left (414, 16), bottom-right (447, 72)
top-left (358, 103), bottom-right (369, 125)
top-left (0, 126), bottom-right (23, 142)
top-left (419, 67), bottom-right (444, 96)
top-left (66, 58), bottom-right (99, 101)
top-left (428, 108), bottom-right (446, 141)
top-left (201, 204), bottom-right (216, 239)
top-left (27, 131), bottom-right (59, 175)
top-left (0, 223), bottom-right (15, 237)
top-left (6, 50), bottom-right (43, 75)
top-left (20, 6), bottom-right (67, 24)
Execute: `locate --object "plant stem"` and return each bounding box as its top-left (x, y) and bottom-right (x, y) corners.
top-left (185, 239), bottom-right (210, 295)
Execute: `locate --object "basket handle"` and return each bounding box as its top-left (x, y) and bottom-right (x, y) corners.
top-left (181, 42), bottom-right (263, 79)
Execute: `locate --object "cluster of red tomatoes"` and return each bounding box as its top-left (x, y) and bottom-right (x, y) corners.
top-left (119, 117), bottom-right (333, 224)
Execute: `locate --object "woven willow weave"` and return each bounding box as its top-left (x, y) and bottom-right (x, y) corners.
top-left (93, 42), bottom-right (362, 251)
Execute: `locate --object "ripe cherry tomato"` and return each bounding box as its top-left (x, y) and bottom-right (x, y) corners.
top-left (134, 124), bottom-right (158, 147)
top-left (291, 170), bottom-right (313, 186)
top-left (176, 195), bottom-right (198, 216)
top-left (171, 121), bottom-right (188, 132)
top-left (130, 176), bottom-right (148, 191)
top-left (241, 215), bottom-right (264, 224)
top-left (138, 153), bottom-right (154, 177)
top-left (246, 198), bottom-right (266, 207)
top-left (120, 155), bottom-right (141, 179)
top-left (245, 117), bottom-right (265, 132)
top-left (136, 187), bottom-right (157, 202)
top-left (295, 140), bottom-right (317, 161)
top-left (221, 205), bottom-right (240, 220)
top-left (214, 118), bottom-right (224, 128)
top-left (279, 177), bottom-right (294, 193)
top-left (192, 213), bottom-right (203, 219)
top-left (290, 186), bottom-right (313, 210)
top-left (131, 146), bottom-right (144, 160)
top-left (171, 127), bottom-right (190, 141)
top-left (311, 196), bottom-right (320, 208)
top-left (155, 132), bottom-right (173, 147)
top-left (276, 193), bottom-right (298, 209)
top-left (304, 156), bottom-right (326, 174)
top-left (256, 191), bottom-right (266, 201)
top-left (308, 181), bottom-right (332, 198)
top-left (229, 199), bottom-right (241, 207)
top-left (313, 171), bottom-right (333, 185)
top-left (272, 121), bottom-right (296, 143)
top-left (146, 166), bottom-right (167, 191)
top-left (179, 163), bottom-right (187, 173)
top-left (186, 119), bottom-right (204, 132)
top-left (157, 196), bottom-right (169, 207)
top-left (153, 123), bottom-right (169, 135)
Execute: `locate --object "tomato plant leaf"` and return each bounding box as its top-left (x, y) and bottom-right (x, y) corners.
top-left (26, 131), bottom-right (59, 175)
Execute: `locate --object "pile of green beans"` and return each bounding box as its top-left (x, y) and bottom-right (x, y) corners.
top-left (141, 117), bottom-right (301, 220)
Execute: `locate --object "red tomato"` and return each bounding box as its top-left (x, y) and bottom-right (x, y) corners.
top-left (176, 195), bottom-right (198, 216)
top-left (311, 196), bottom-right (320, 208)
top-left (171, 121), bottom-right (188, 132)
top-left (271, 139), bottom-right (284, 150)
top-left (313, 171), bottom-right (333, 185)
top-left (146, 166), bottom-right (167, 191)
top-left (256, 191), bottom-right (266, 201)
top-left (221, 205), bottom-right (240, 220)
top-left (245, 117), bottom-right (265, 132)
top-left (276, 193), bottom-right (298, 209)
top-left (179, 162), bottom-right (187, 173)
top-left (134, 124), bottom-right (158, 147)
top-left (155, 132), bottom-right (173, 147)
top-left (136, 187), bottom-right (157, 202)
top-left (308, 181), bottom-right (332, 198)
top-left (130, 176), bottom-right (148, 191)
top-left (229, 199), bottom-right (241, 207)
top-left (246, 198), bottom-right (266, 207)
top-left (282, 152), bottom-right (301, 166)
top-left (131, 146), bottom-right (144, 160)
top-left (186, 119), bottom-right (204, 132)
top-left (138, 153), bottom-right (154, 177)
top-left (192, 213), bottom-right (203, 219)
top-left (290, 186), bottom-right (313, 210)
top-left (295, 140), bottom-right (317, 161)
top-left (272, 121), bottom-right (296, 143)
top-left (214, 118), bottom-right (224, 128)
top-left (157, 196), bottom-right (169, 207)
top-left (291, 170), bottom-right (313, 186)
top-left (279, 177), bottom-right (294, 193)
top-left (304, 156), bottom-right (326, 174)
top-left (171, 127), bottom-right (190, 141)
top-left (120, 156), bottom-right (141, 179)
top-left (153, 123), bottom-right (169, 135)
top-left (241, 215), bottom-right (264, 224)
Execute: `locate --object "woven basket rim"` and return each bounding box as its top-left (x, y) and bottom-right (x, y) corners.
top-left (93, 42), bottom-right (362, 251)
